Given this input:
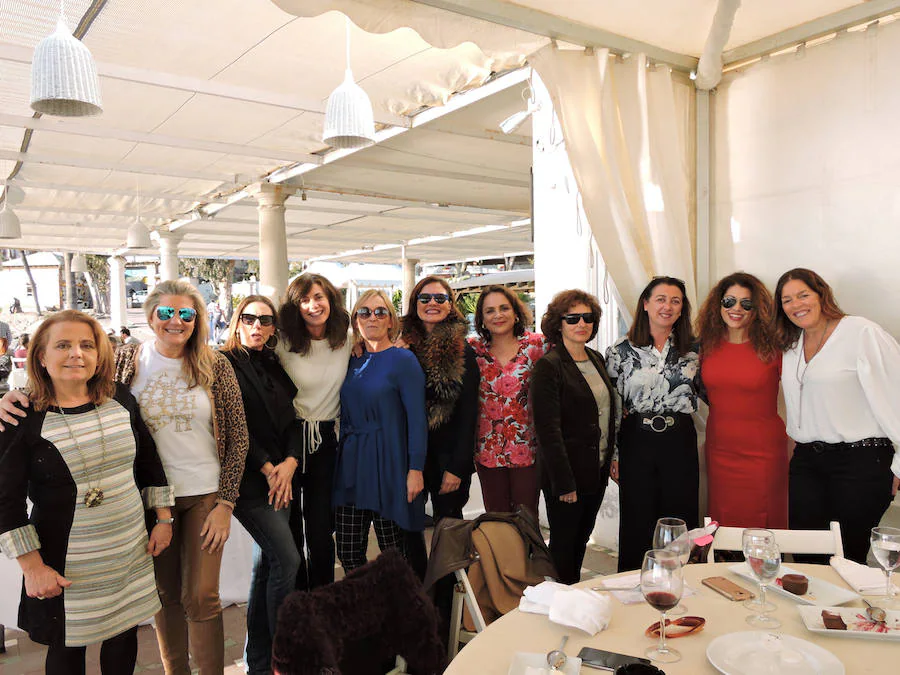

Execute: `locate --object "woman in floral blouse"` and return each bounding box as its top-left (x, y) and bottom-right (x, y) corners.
top-left (469, 286), bottom-right (548, 517)
top-left (606, 276), bottom-right (701, 572)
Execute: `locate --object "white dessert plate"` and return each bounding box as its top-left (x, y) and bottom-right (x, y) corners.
top-left (798, 605), bottom-right (900, 642)
top-left (729, 563), bottom-right (858, 607)
top-left (706, 631), bottom-right (844, 675)
top-left (507, 652), bottom-right (582, 675)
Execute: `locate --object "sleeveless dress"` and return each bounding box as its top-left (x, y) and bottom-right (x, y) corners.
top-left (701, 341), bottom-right (788, 529)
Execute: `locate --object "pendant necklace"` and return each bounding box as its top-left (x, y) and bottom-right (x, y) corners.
top-left (795, 320), bottom-right (831, 427)
top-left (57, 402), bottom-right (109, 508)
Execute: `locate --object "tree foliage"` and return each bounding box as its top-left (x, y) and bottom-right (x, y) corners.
top-left (179, 258), bottom-right (236, 314)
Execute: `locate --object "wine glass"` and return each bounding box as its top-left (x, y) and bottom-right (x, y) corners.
top-left (641, 549), bottom-right (684, 664)
top-left (653, 517), bottom-right (690, 615)
top-left (871, 527), bottom-right (900, 608)
top-left (744, 538), bottom-right (781, 628)
top-left (742, 528), bottom-right (776, 613)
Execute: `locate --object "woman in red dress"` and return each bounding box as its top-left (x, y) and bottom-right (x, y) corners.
top-left (696, 272), bottom-right (788, 529)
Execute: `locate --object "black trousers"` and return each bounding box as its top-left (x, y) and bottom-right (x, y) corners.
top-left (617, 414), bottom-right (699, 572)
top-left (45, 626), bottom-right (138, 675)
top-left (790, 442), bottom-right (894, 564)
top-left (290, 421), bottom-right (338, 590)
top-left (545, 489), bottom-right (605, 584)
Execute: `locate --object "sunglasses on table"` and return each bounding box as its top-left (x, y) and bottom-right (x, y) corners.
top-left (356, 307), bottom-right (391, 319)
top-left (721, 296), bottom-right (754, 311)
top-left (563, 312), bottom-right (596, 325)
top-left (417, 293), bottom-right (450, 305)
top-left (240, 313), bottom-right (275, 327)
top-left (156, 306), bottom-right (197, 322)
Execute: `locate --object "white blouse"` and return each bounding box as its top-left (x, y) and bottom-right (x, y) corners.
top-left (782, 315), bottom-right (900, 476)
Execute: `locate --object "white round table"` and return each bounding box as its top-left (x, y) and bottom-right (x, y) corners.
top-left (444, 563), bottom-right (895, 674)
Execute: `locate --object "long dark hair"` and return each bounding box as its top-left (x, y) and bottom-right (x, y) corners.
top-left (473, 285), bottom-right (532, 342)
top-left (627, 276), bottom-right (694, 355)
top-left (399, 275), bottom-right (465, 343)
top-left (279, 273), bottom-right (349, 354)
top-left (696, 272), bottom-right (777, 362)
top-left (773, 268), bottom-right (845, 350)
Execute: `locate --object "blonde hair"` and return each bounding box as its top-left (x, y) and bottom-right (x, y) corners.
top-left (144, 280), bottom-right (216, 390)
top-left (28, 310), bottom-right (116, 411)
top-left (351, 289), bottom-right (399, 344)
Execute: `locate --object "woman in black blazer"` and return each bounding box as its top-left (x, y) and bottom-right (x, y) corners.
top-left (531, 290), bottom-right (617, 584)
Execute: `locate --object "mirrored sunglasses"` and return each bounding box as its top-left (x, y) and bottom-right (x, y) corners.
top-left (156, 306), bottom-right (197, 322)
top-left (417, 292), bottom-right (449, 305)
top-left (721, 296), bottom-right (754, 311)
top-left (356, 307), bottom-right (390, 319)
top-left (563, 312), bottom-right (596, 325)
top-left (240, 313), bottom-right (275, 327)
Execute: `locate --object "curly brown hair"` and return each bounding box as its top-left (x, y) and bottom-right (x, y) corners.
top-left (279, 273), bottom-right (349, 355)
top-left (473, 285), bottom-right (532, 342)
top-left (222, 294), bottom-right (278, 355)
top-left (399, 275), bottom-right (465, 342)
top-left (696, 272), bottom-right (777, 362)
top-left (773, 268), bottom-right (845, 350)
top-left (627, 276), bottom-right (695, 355)
top-left (540, 289), bottom-right (602, 346)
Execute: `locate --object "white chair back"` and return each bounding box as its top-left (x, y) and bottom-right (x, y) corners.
top-left (448, 568), bottom-right (487, 660)
top-left (704, 516), bottom-right (844, 562)
top-left (8, 367), bottom-right (28, 390)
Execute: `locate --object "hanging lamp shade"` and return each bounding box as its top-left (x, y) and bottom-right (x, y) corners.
top-left (31, 17), bottom-right (102, 117)
top-left (322, 69), bottom-right (375, 149)
top-left (70, 252), bottom-right (87, 273)
top-left (0, 206), bottom-right (21, 239)
top-left (127, 218), bottom-right (152, 249)
top-left (1, 185), bottom-right (26, 206)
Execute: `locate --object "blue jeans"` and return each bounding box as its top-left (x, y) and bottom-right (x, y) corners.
top-left (234, 498), bottom-right (302, 675)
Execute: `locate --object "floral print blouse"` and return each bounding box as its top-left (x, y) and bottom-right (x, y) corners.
top-left (469, 332), bottom-right (549, 468)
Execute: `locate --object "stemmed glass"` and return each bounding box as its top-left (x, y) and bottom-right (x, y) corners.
top-left (744, 538), bottom-right (782, 628)
top-left (653, 517), bottom-right (690, 615)
top-left (641, 549), bottom-right (684, 664)
top-left (742, 528), bottom-right (776, 613)
top-left (871, 527), bottom-right (900, 608)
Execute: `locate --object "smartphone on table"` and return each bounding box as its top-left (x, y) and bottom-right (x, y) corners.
top-left (577, 647), bottom-right (652, 671)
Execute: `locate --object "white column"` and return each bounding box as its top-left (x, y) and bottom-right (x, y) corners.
top-left (250, 184), bottom-right (293, 303)
top-left (401, 246), bottom-right (418, 313)
top-left (157, 232), bottom-right (183, 282)
top-left (108, 256), bottom-right (128, 331)
top-left (63, 252), bottom-right (75, 309)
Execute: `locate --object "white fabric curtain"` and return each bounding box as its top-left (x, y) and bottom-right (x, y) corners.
top-left (531, 45), bottom-right (696, 310)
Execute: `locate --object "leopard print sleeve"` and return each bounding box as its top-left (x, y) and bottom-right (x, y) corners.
top-left (210, 352), bottom-right (249, 505)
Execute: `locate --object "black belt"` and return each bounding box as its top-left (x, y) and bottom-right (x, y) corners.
top-left (797, 437), bottom-right (892, 453)
top-left (633, 411), bottom-right (690, 433)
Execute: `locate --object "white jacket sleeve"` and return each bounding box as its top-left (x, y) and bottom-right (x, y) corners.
top-left (856, 322), bottom-right (900, 477)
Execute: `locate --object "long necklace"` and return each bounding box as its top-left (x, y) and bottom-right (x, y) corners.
top-left (795, 320), bottom-right (831, 427)
top-left (57, 402), bottom-right (109, 508)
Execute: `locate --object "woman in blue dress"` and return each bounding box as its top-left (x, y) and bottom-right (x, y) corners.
top-left (334, 290), bottom-right (427, 570)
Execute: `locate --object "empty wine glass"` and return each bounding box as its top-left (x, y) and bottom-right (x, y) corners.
top-left (742, 528), bottom-right (776, 613)
top-left (653, 517), bottom-right (690, 615)
top-left (871, 527), bottom-right (900, 608)
top-left (641, 549), bottom-right (684, 664)
top-left (745, 538), bottom-right (781, 628)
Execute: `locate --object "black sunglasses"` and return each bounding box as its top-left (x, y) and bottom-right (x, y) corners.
top-left (721, 296), bottom-right (754, 311)
top-left (156, 306), bottom-right (197, 322)
top-left (417, 292), bottom-right (449, 305)
top-left (240, 313), bottom-right (275, 327)
top-left (562, 312), bottom-right (596, 325)
top-left (356, 307), bottom-right (390, 319)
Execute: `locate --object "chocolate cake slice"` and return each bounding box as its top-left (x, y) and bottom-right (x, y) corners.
top-left (822, 610), bottom-right (847, 630)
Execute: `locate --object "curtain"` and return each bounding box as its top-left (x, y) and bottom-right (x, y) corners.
top-left (531, 45), bottom-right (696, 310)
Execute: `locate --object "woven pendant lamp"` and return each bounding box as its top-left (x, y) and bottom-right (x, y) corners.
top-left (31, 10), bottom-right (103, 117)
top-left (0, 203), bottom-right (22, 239)
top-left (322, 19), bottom-right (375, 149)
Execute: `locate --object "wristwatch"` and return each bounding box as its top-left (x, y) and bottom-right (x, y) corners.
top-left (156, 517), bottom-right (175, 525)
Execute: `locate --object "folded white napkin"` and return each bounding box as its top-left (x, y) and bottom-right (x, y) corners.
top-left (548, 588), bottom-right (612, 635)
top-left (830, 555), bottom-right (900, 595)
top-left (594, 572), bottom-right (697, 605)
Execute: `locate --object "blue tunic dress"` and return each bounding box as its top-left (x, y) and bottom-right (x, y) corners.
top-left (334, 347), bottom-right (427, 532)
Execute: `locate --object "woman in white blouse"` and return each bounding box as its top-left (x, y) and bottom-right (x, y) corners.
top-left (775, 268), bottom-right (900, 563)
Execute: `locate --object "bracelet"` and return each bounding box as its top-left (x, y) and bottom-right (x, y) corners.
top-left (156, 517), bottom-right (175, 525)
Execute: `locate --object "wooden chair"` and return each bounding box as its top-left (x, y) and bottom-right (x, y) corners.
top-left (704, 516), bottom-right (844, 561)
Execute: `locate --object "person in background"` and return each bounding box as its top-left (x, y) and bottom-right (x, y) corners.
top-left (0, 308), bottom-right (11, 355)
top-left (333, 289), bottom-right (426, 570)
top-left (696, 272), bottom-right (787, 530)
top-left (0, 310), bottom-right (174, 675)
top-left (120, 327), bottom-right (140, 345)
top-left (775, 268), bottom-right (900, 563)
top-left (14, 333), bottom-right (29, 364)
top-left (222, 295), bottom-right (302, 675)
top-left (606, 276), bottom-right (701, 572)
top-left (469, 285), bottom-right (547, 517)
top-left (531, 290), bottom-right (616, 584)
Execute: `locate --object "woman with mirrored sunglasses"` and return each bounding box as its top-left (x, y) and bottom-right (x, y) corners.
top-left (221, 296), bottom-right (302, 675)
top-left (696, 272), bottom-right (788, 531)
top-left (530, 290), bottom-right (617, 584)
top-left (606, 276), bottom-right (701, 572)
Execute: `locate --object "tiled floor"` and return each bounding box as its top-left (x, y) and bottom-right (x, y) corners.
top-left (0, 532), bottom-right (617, 674)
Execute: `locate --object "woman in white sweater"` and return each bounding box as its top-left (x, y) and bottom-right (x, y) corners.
top-left (775, 268), bottom-right (900, 563)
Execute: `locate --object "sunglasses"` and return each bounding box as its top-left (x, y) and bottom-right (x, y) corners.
top-left (356, 307), bottom-right (390, 319)
top-left (240, 313), bottom-right (275, 327)
top-left (417, 293), bottom-right (449, 305)
top-left (721, 296), bottom-right (754, 311)
top-left (156, 306), bottom-right (197, 322)
top-left (563, 312), bottom-right (596, 325)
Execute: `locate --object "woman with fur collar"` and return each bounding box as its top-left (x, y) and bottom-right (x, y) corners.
top-left (399, 275), bottom-right (479, 579)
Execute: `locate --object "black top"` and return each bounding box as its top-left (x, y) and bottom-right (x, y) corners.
top-left (426, 343), bottom-right (479, 481)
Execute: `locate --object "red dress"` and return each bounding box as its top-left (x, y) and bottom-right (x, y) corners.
top-left (701, 341), bottom-right (788, 529)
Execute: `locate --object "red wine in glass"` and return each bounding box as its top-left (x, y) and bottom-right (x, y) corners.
top-left (645, 591), bottom-right (679, 612)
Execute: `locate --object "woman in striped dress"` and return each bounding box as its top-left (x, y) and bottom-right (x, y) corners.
top-left (0, 310), bottom-right (174, 674)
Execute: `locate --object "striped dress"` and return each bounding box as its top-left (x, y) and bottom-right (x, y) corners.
top-left (0, 385), bottom-right (173, 647)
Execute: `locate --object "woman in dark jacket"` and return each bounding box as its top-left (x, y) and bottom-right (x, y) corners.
top-left (222, 295), bottom-right (302, 675)
top-left (531, 290), bottom-right (617, 585)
